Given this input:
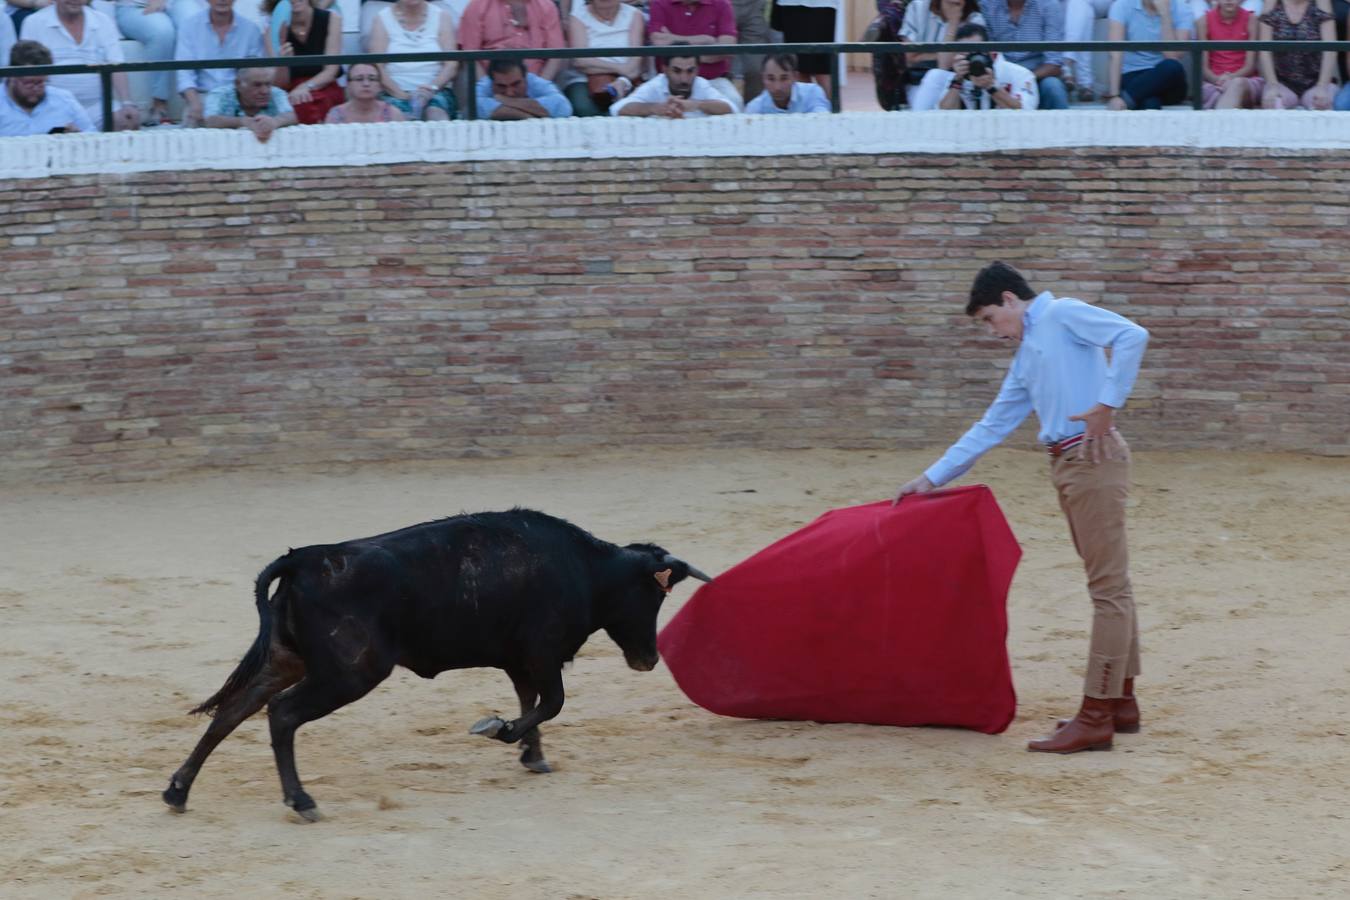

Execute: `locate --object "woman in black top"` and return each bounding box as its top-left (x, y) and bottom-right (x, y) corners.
top-left (263, 0), bottom-right (346, 124)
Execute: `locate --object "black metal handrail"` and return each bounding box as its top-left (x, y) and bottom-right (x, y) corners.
top-left (1, 39), bottom-right (1346, 131)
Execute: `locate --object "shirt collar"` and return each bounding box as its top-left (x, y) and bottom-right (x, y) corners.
top-left (1023, 291), bottom-right (1053, 332)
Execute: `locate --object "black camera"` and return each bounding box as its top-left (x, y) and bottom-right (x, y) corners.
top-left (966, 51), bottom-right (994, 79)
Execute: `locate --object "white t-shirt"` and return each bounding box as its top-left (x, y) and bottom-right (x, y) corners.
top-left (900, 5), bottom-right (986, 43)
top-left (914, 54), bottom-right (1039, 110)
top-left (609, 73), bottom-right (736, 116)
top-left (377, 4), bottom-right (446, 93)
top-left (19, 6), bottom-right (124, 114)
top-left (956, 55), bottom-right (1039, 109)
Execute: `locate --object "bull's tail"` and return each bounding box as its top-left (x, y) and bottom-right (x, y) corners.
top-left (189, 555), bottom-right (293, 717)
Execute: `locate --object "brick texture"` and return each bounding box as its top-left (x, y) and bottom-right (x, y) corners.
top-left (2, 148), bottom-right (1347, 482)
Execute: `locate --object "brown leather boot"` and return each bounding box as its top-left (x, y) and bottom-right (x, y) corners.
top-left (1056, 678), bottom-right (1140, 733)
top-left (1029, 696), bottom-right (1115, 753)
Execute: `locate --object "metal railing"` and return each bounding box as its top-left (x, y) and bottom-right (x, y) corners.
top-left (1, 40), bottom-right (1347, 132)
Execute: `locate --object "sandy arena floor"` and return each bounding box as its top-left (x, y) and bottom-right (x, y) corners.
top-left (2, 448), bottom-right (1348, 899)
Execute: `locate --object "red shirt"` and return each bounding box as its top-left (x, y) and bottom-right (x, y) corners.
top-left (648, 0), bottom-right (738, 80)
top-left (458, 0), bottom-right (566, 74)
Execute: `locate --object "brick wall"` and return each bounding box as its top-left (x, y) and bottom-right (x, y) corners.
top-left (3, 147), bottom-right (1348, 483)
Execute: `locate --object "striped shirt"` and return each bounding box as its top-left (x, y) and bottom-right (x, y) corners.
top-left (924, 291), bottom-right (1150, 487)
top-left (977, 0), bottom-right (1066, 71)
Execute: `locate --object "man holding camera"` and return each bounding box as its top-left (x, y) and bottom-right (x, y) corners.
top-left (908, 22), bottom-right (1039, 110)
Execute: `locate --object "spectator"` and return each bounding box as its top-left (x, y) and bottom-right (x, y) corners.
top-left (458, 0), bottom-right (565, 79)
top-left (904, 0), bottom-right (986, 82)
top-left (863, 0), bottom-right (916, 111)
top-left (908, 20), bottom-right (1039, 108)
top-left (978, 0), bottom-right (1070, 108)
top-left (0, 38), bottom-right (93, 133)
top-left (649, 0), bottom-right (739, 98)
top-left (20, 0), bottom-right (139, 129)
top-left (610, 50), bottom-right (737, 115)
top-left (262, 0), bottom-right (344, 125)
top-left (475, 57), bottom-right (572, 117)
top-left (1063, 0), bottom-right (1113, 99)
top-left (730, 0), bottom-right (772, 102)
top-left (1, 6), bottom-right (16, 70)
top-left (175, 0), bottom-right (264, 128)
top-left (324, 59), bottom-right (407, 122)
top-left (744, 51), bottom-right (831, 111)
top-left (560, 0), bottom-right (644, 116)
top-left (769, 0), bottom-right (841, 95)
top-left (369, 0), bottom-right (459, 120)
top-left (5, 0), bottom-right (50, 35)
top-left (1104, 0), bottom-right (1193, 110)
top-left (1187, 0), bottom-right (1260, 20)
top-left (113, 0), bottom-right (203, 124)
top-left (1258, 0), bottom-right (1336, 108)
top-left (203, 64), bottom-right (298, 140)
top-left (359, 0), bottom-right (464, 52)
top-left (1199, 0), bottom-right (1261, 108)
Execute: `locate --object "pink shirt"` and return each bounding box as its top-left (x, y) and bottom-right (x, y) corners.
top-left (648, 0), bottom-right (737, 80)
top-left (1205, 7), bottom-right (1252, 75)
top-left (457, 0), bottom-right (565, 74)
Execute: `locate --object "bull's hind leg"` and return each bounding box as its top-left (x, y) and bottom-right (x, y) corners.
top-left (505, 667), bottom-right (550, 773)
top-left (266, 661), bottom-right (392, 822)
top-left (163, 645), bottom-right (304, 813)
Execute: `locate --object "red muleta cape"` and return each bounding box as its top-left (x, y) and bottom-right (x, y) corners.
top-left (657, 485), bottom-right (1021, 734)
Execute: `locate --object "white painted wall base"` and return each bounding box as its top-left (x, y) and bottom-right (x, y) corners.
top-left (2, 110), bottom-right (1346, 181)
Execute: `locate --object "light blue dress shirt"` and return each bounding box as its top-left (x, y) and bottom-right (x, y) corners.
top-left (925, 291), bottom-right (1150, 487)
top-left (1109, 0), bottom-right (1196, 74)
top-left (745, 82), bottom-right (831, 114)
top-left (475, 73), bottom-right (573, 119)
top-left (0, 83), bottom-right (95, 135)
top-left (174, 9), bottom-right (264, 97)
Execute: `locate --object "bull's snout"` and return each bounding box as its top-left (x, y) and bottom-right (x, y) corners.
top-left (625, 651), bottom-right (660, 672)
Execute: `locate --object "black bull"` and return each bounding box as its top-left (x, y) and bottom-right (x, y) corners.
top-left (162, 509), bottom-right (711, 821)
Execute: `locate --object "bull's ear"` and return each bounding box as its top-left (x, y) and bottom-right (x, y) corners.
top-left (653, 568), bottom-right (673, 592)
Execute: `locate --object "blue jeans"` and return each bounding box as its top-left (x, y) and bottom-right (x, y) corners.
top-left (1334, 82), bottom-right (1350, 111)
top-left (1038, 75), bottom-right (1070, 109)
top-left (1121, 59), bottom-right (1187, 110)
top-left (115, 0), bottom-right (202, 102)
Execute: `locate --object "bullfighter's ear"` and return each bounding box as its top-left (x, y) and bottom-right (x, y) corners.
top-left (654, 568), bottom-right (673, 592)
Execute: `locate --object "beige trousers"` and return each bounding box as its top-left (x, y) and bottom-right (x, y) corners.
top-left (1050, 433), bottom-right (1141, 699)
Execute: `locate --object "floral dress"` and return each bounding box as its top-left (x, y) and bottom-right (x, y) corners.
top-left (1260, 0), bottom-right (1332, 94)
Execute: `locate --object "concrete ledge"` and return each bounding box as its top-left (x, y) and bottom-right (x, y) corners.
top-left (2, 110), bottom-right (1349, 181)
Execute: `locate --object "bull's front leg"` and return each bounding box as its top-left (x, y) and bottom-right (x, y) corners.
top-left (470, 667), bottom-right (564, 771)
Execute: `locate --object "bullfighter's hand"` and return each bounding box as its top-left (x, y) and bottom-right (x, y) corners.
top-left (893, 475), bottom-right (934, 505)
top-left (1069, 403), bottom-right (1118, 463)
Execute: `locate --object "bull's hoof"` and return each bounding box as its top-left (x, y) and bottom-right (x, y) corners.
top-left (286, 791), bottom-right (321, 823)
top-left (163, 780), bottom-right (188, 813)
top-left (291, 806), bottom-right (322, 824)
top-left (521, 758), bottom-right (552, 774)
top-left (470, 715), bottom-right (506, 739)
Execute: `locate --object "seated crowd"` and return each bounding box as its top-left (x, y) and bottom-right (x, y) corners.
top-left (1, 0), bottom-right (1349, 136)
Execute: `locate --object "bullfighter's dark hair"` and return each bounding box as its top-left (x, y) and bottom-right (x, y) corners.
top-left (967, 262), bottom-right (1036, 316)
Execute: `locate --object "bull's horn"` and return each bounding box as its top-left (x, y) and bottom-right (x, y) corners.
top-left (686, 565), bottom-right (714, 583)
top-left (664, 554), bottom-right (713, 583)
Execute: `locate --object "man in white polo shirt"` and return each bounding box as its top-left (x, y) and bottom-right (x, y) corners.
top-left (611, 50), bottom-right (739, 118)
top-left (0, 39), bottom-right (95, 134)
top-left (19, 0), bottom-right (139, 129)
